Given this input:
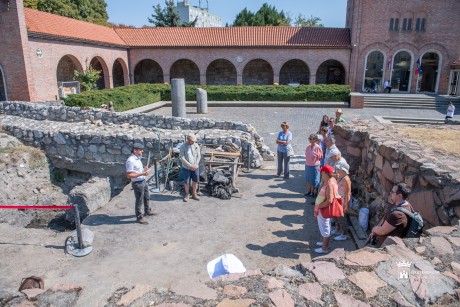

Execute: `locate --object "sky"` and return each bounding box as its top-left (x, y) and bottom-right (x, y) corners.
top-left (105, 0), bottom-right (347, 28)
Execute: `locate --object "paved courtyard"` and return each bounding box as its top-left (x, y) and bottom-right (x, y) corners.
top-left (151, 105), bottom-right (446, 154)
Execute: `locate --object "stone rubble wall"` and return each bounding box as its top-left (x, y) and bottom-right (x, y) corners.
top-left (334, 120), bottom-right (460, 228)
top-left (0, 102), bottom-right (275, 177)
top-left (0, 101), bottom-right (252, 132)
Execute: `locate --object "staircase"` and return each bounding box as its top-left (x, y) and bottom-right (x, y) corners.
top-left (375, 116), bottom-right (446, 125)
top-left (363, 93), bottom-right (460, 109)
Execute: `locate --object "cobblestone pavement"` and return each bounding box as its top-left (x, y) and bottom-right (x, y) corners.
top-left (151, 105), bottom-right (445, 154)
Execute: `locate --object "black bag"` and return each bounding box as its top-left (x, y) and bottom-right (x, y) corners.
top-left (391, 207), bottom-right (424, 238)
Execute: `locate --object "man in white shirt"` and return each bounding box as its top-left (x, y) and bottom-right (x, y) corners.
top-left (126, 143), bottom-right (156, 224)
top-left (383, 80), bottom-right (392, 93)
top-left (446, 101), bottom-right (455, 122)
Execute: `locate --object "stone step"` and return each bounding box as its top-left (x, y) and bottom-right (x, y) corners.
top-left (374, 116), bottom-right (446, 125)
top-left (364, 103), bottom-right (439, 109)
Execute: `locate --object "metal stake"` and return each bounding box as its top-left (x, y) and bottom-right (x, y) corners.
top-left (242, 142), bottom-right (253, 173)
top-left (74, 204), bottom-right (83, 250)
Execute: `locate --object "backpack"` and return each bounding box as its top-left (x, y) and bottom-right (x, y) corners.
top-left (391, 206), bottom-right (424, 238)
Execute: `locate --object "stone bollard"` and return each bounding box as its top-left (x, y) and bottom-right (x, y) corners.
top-left (171, 78), bottom-right (186, 118)
top-left (196, 88), bottom-right (208, 114)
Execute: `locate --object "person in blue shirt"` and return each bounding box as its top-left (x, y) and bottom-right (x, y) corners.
top-left (276, 122), bottom-right (293, 179)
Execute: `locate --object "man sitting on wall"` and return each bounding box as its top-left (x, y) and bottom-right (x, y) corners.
top-left (370, 183), bottom-right (413, 247)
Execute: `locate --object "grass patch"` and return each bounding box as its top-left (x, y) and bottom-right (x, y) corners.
top-left (398, 127), bottom-right (460, 158)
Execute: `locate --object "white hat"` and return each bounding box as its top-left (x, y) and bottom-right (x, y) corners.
top-left (329, 147), bottom-right (341, 156)
top-left (207, 254), bottom-right (246, 279)
top-left (335, 161), bottom-right (350, 174)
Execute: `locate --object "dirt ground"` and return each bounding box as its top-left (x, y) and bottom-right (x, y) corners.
top-left (0, 157), bottom-right (355, 306)
top-left (398, 126), bottom-right (460, 158)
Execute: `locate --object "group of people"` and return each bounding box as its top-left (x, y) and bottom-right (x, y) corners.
top-left (276, 109), bottom-right (350, 254)
top-left (276, 109), bottom-right (417, 254)
top-left (125, 133), bottom-right (201, 224)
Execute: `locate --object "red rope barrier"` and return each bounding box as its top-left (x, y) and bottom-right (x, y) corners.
top-left (0, 205), bottom-right (74, 210)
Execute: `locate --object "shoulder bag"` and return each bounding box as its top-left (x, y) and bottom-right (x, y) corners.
top-left (320, 184), bottom-right (343, 218)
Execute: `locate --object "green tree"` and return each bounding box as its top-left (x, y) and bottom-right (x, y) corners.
top-left (148, 0), bottom-right (196, 27)
top-left (233, 3), bottom-right (290, 26)
top-left (293, 14), bottom-right (324, 27)
top-left (23, 0), bottom-right (109, 26)
top-left (74, 64), bottom-right (101, 92)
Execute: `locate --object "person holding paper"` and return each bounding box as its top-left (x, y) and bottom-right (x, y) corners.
top-left (125, 143), bottom-right (156, 224)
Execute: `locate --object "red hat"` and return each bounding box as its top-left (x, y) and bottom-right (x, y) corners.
top-left (319, 165), bottom-right (334, 174)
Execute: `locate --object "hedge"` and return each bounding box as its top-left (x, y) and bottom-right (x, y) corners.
top-left (64, 84), bottom-right (169, 112)
top-left (64, 84), bottom-right (350, 111)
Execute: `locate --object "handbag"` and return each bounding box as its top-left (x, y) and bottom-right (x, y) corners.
top-left (286, 146), bottom-right (294, 157)
top-left (320, 185), bottom-right (344, 218)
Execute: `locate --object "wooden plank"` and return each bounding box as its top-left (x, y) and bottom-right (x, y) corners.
top-left (349, 216), bottom-right (368, 240)
top-left (350, 226), bottom-right (368, 249)
top-left (205, 151), bottom-right (241, 157)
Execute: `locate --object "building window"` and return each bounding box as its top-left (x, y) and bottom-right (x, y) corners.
top-left (416, 18), bottom-right (420, 31)
top-left (402, 18), bottom-right (407, 31)
top-left (394, 18), bottom-right (399, 31)
top-left (421, 18), bottom-right (426, 31)
top-left (408, 18), bottom-right (412, 31)
top-left (389, 18), bottom-right (394, 31)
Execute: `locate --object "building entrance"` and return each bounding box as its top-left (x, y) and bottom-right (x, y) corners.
top-left (0, 65), bottom-right (6, 101)
top-left (449, 71), bottom-right (460, 96)
top-left (390, 51), bottom-right (411, 92)
top-left (419, 52), bottom-right (439, 93)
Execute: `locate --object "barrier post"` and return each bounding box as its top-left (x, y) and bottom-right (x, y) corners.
top-left (243, 143), bottom-right (253, 173)
top-left (73, 204), bottom-right (83, 250)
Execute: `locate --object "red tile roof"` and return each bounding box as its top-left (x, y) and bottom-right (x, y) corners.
top-left (115, 27), bottom-right (350, 48)
top-left (24, 8), bottom-right (350, 48)
top-left (24, 8), bottom-right (127, 47)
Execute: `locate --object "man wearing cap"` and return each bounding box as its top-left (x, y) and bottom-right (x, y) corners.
top-left (126, 143), bottom-right (155, 225)
top-left (180, 134), bottom-right (201, 202)
top-left (334, 109), bottom-right (346, 124)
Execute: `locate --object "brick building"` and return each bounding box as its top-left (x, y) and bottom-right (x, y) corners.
top-left (0, 0), bottom-right (459, 102)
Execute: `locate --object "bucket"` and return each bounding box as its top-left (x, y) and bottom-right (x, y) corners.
top-left (359, 208), bottom-right (369, 232)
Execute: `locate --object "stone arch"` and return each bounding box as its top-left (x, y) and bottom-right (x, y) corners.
top-left (315, 60), bottom-right (346, 85)
top-left (0, 63), bottom-right (7, 101)
top-left (279, 59), bottom-right (310, 85)
top-left (113, 58), bottom-right (128, 87)
top-left (419, 50), bottom-right (442, 93)
top-left (134, 59), bottom-right (164, 84)
top-left (170, 59), bottom-right (200, 85)
top-left (206, 59), bottom-right (237, 85)
top-left (362, 50), bottom-right (385, 91)
top-left (56, 55), bottom-right (83, 85)
top-left (90, 56), bottom-right (109, 89)
top-left (390, 49), bottom-right (414, 92)
top-left (242, 59), bottom-right (273, 85)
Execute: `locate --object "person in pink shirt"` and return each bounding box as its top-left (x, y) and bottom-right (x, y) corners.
top-left (304, 134), bottom-right (323, 200)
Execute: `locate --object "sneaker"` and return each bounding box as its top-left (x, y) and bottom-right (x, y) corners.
top-left (331, 229), bottom-right (341, 235)
top-left (137, 218), bottom-right (149, 225)
top-left (304, 192), bottom-right (312, 197)
top-left (311, 193), bottom-right (317, 198)
top-left (316, 242), bottom-right (323, 247)
top-left (183, 195), bottom-right (189, 202)
top-left (191, 194), bottom-right (200, 201)
top-left (334, 234), bottom-right (348, 241)
top-left (314, 247), bottom-right (329, 254)
top-left (145, 211), bottom-right (158, 216)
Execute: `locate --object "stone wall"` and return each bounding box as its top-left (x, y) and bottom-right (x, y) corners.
top-left (334, 120), bottom-right (460, 228)
top-left (0, 102), bottom-right (273, 178)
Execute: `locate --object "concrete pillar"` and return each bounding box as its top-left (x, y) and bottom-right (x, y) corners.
top-left (273, 74), bottom-right (279, 84)
top-left (200, 74), bottom-right (206, 85)
top-left (310, 74), bottom-right (316, 85)
top-left (196, 88), bottom-right (208, 114)
top-left (171, 78), bottom-right (186, 118)
top-left (237, 74), bottom-right (243, 86)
